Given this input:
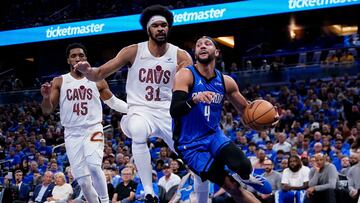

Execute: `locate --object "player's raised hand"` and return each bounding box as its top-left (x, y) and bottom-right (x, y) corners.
top-left (271, 106), bottom-right (280, 127)
top-left (40, 82), bottom-right (52, 99)
top-left (73, 61), bottom-right (91, 75)
top-left (192, 91), bottom-right (215, 104)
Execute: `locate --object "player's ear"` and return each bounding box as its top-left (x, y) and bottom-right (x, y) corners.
top-left (67, 58), bottom-right (70, 65)
top-left (215, 49), bottom-right (220, 57)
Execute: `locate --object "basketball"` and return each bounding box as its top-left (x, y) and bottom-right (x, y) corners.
top-left (242, 100), bottom-right (278, 131)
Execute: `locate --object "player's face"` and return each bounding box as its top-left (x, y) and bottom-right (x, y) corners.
top-left (148, 21), bottom-right (169, 45)
top-left (67, 48), bottom-right (87, 75)
top-left (195, 37), bottom-right (219, 64)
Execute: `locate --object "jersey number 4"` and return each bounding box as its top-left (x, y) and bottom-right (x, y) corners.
top-left (73, 102), bottom-right (88, 115)
top-left (145, 86), bottom-right (161, 101)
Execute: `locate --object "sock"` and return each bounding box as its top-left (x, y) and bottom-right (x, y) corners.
top-left (77, 175), bottom-right (99, 203)
top-left (87, 157), bottom-right (109, 202)
top-left (194, 174), bottom-right (209, 203)
top-left (132, 142), bottom-right (154, 196)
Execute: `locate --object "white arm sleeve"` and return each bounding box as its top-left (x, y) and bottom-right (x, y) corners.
top-left (103, 95), bottom-right (128, 113)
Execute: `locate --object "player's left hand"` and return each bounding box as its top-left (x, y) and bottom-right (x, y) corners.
top-left (271, 106), bottom-right (280, 127)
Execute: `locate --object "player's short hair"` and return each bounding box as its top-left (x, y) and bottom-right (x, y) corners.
top-left (66, 43), bottom-right (87, 58)
top-left (140, 5), bottom-right (174, 31)
top-left (199, 36), bottom-right (220, 49)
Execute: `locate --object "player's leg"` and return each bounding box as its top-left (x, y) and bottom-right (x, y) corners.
top-left (193, 173), bottom-right (210, 203)
top-left (208, 130), bottom-right (271, 195)
top-left (217, 142), bottom-right (272, 194)
top-left (64, 131), bottom-right (99, 203)
top-left (120, 114), bottom-right (154, 199)
top-left (204, 160), bottom-right (260, 203)
top-left (156, 115), bottom-right (210, 203)
top-left (83, 126), bottom-right (109, 203)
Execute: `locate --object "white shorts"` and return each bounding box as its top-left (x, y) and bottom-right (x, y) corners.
top-left (120, 106), bottom-right (175, 152)
top-left (64, 123), bottom-right (104, 179)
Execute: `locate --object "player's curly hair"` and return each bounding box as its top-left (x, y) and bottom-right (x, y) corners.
top-left (140, 5), bottom-right (173, 31)
top-left (66, 43), bottom-right (87, 58)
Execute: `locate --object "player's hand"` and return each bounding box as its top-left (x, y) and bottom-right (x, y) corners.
top-left (40, 82), bottom-right (52, 99)
top-left (73, 61), bottom-right (91, 75)
top-left (192, 91), bottom-right (215, 104)
top-left (271, 106), bottom-right (280, 127)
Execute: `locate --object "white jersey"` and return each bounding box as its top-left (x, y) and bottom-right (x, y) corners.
top-left (126, 41), bottom-right (178, 110)
top-left (59, 73), bottom-right (102, 128)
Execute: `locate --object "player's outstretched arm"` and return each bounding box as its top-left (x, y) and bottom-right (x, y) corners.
top-left (97, 80), bottom-right (128, 113)
top-left (41, 77), bottom-right (62, 115)
top-left (224, 75), bottom-right (249, 114)
top-left (74, 44), bottom-right (137, 81)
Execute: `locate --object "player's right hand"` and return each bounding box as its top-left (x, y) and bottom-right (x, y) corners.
top-left (40, 82), bottom-right (52, 99)
top-left (192, 91), bottom-right (215, 104)
top-left (73, 61), bottom-right (91, 74)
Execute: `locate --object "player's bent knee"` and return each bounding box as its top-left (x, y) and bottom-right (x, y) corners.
top-left (126, 115), bottom-right (149, 143)
top-left (220, 143), bottom-right (252, 178)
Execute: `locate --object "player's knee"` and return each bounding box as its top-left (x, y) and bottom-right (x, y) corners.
top-left (87, 163), bottom-right (102, 174)
top-left (126, 116), bottom-right (149, 143)
top-left (220, 143), bottom-right (252, 178)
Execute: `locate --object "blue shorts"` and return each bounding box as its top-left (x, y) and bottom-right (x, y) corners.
top-left (176, 129), bottom-right (230, 176)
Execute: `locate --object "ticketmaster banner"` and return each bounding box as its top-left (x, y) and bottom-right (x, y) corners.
top-left (0, 0), bottom-right (359, 46)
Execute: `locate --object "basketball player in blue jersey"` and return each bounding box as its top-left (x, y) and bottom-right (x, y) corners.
top-left (74, 5), bottom-right (210, 203)
top-left (170, 36), bottom-right (275, 203)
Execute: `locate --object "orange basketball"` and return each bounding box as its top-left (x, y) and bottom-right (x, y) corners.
top-left (242, 100), bottom-right (278, 131)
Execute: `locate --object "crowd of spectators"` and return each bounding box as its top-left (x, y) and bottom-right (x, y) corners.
top-left (0, 71), bottom-right (359, 202)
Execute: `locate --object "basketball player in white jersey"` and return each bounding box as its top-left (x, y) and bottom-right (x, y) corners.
top-left (41, 43), bottom-right (128, 203)
top-left (74, 5), bottom-right (210, 203)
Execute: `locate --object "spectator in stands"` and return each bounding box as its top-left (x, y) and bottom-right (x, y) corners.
top-left (104, 169), bottom-right (115, 200)
top-left (306, 153), bottom-right (338, 203)
top-left (158, 163), bottom-right (181, 193)
top-left (45, 172), bottom-right (73, 203)
top-left (116, 153), bottom-right (126, 173)
top-left (157, 147), bottom-right (171, 165)
top-left (309, 142), bottom-right (323, 157)
top-left (112, 167), bottom-right (138, 203)
top-left (13, 169), bottom-right (31, 202)
top-left (279, 155), bottom-right (310, 203)
top-left (279, 159), bottom-right (289, 173)
top-left (29, 171), bottom-right (55, 203)
top-left (253, 149), bottom-right (267, 173)
top-left (260, 159), bottom-right (281, 203)
top-left (37, 138), bottom-right (52, 158)
top-left (273, 132), bottom-right (292, 153)
top-left (347, 150), bottom-right (360, 202)
top-left (349, 153), bottom-right (359, 166)
top-left (340, 156), bottom-right (351, 175)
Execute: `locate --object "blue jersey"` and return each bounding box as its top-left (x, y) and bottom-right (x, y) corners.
top-left (174, 65), bottom-right (225, 145)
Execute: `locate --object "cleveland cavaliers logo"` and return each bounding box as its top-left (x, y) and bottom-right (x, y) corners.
top-left (138, 65), bottom-right (171, 84)
top-left (66, 85), bottom-right (93, 100)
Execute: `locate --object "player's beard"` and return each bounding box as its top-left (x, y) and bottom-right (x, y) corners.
top-left (150, 32), bottom-right (167, 45)
top-left (196, 53), bottom-right (214, 64)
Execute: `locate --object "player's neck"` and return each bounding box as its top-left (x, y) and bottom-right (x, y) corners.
top-left (148, 40), bottom-right (168, 57)
top-left (195, 62), bottom-right (216, 79)
top-left (70, 70), bottom-right (85, 80)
